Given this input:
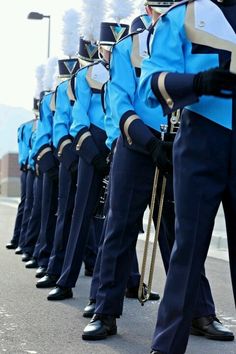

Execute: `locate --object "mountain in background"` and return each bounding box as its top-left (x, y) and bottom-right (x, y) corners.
top-left (0, 104), bottom-right (34, 158)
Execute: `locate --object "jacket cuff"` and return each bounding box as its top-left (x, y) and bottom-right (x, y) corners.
top-left (72, 128), bottom-right (100, 164)
top-left (61, 143), bottom-right (79, 170)
top-left (151, 72), bottom-right (199, 115)
top-left (120, 110), bottom-right (155, 150)
top-left (35, 145), bottom-right (58, 173)
top-left (56, 135), bottom-right (73, 160)
top-left (20, 164), bottom-right (27, 172)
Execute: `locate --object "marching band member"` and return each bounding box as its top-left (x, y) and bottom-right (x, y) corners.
top-left (36, 9), bottom-right (81, 289)
top-left (139, 0), bottom-right (236, 352)
top-left (6, 119), bottom-right (34, 251)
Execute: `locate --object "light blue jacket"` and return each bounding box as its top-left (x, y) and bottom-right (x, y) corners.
top-left (139, 0), bottom-right (235, 130)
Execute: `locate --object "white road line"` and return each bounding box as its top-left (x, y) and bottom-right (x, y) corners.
top-left (0, 202), bottom-right (18, 209)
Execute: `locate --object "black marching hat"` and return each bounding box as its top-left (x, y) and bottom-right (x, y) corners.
top-left (99, 22), bottom-right (129, 47)
top-left (33, 98), bottom-right (40, 114)
top-left (131, 14), bottom-right (152, 33)
top-left (78, 38), bottom-right (99, 62)
top-left (58, 58), bottom-right (80, 78)
top-left (144, 0), bottom-right (175, 12)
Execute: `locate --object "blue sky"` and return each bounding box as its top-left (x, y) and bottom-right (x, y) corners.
top-left (0, 0), bottom-right (142, 157)
top-left (0, 0), bottom-right (140, 111)
top-left (0, 0), bottom-right (84, 110)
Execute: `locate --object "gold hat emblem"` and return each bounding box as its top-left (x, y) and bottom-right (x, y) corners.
top-left (110, 25), bottom-right (126, 42)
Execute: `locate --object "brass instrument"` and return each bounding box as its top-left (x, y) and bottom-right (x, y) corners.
top-left (138, 124), bottom-right (168, 304)
top-left (170, 109), bottom-right (181, 134)
top-left (138, 111), bottom-right (181, 305)
top-left (94, 176), bottom-right (109, 219)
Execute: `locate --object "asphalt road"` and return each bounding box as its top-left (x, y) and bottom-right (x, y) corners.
top-left (0, 200), bottom-right (235, 354)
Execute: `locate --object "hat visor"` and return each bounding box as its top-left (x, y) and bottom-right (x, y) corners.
top-left (151, 6), bottom-right (169, 14)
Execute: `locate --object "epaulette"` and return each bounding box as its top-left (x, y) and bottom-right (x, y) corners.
top-left (75, 60), bottom-right (102, 77)
top-left (42, 91), bottom-right (53, 98)
top-left (160, 0), bottom-right (194, 18)
top-left (57, 78), bottom-right (70, 89)
top-left (147, 0), bottom-right (193, 55)
top-left (25, 118), bottom-right (35, 124)
top-left (86, 60), bottom-right (109, 92)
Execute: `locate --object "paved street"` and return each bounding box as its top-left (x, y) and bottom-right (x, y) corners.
top-left (0, 199), bottom-right (235, 354)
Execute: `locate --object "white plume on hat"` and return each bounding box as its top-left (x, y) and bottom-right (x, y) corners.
top-left (80, 0), bottom-right (106, 42)
top-left (52, 67), bottom-right (60, 91)
top-left (107, 0), bottom-right (134, 23)
top-left (62, 8), bottom-right (80, 57)
top-left (34, 64), bottom-right (45, 99)
top-left (43, 57), bottom-right (58, 91)
top-left (137, 0), bottom-right (146, 14)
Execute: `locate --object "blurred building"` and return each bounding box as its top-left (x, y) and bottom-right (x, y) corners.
top-left (0, 153), bottom-right (20, 197)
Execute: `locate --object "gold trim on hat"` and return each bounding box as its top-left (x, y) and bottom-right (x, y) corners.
top-left (110, 25), bottom-right (127, 42)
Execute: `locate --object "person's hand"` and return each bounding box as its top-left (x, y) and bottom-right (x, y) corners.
top-left (47, 166), bottom-right (59, 180)
top-left (193, 68), bottom-right (236, 98)
top-left (61, 143), bottom-right (78, 171)
top-left (92, 154), bottom-right (110, 177)
top-left (146, 138), bottom-right (173, 174)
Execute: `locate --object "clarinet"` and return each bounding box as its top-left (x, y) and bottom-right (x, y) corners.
top-left (94, 176), bottom-right (109, 219)
top-left (169, 109), bottom-right (181, 134)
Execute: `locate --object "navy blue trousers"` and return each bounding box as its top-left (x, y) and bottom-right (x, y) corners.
top-left (152, 111), bottom-right (236, 354)
top-left (56, 159), bottom-right (104, 288)
top-left (95, 136), bottom-right (215, 318)
top-left (18, 170), bottom-right (35, 249)
top-left (90, 169), bottom-right (143, 301)
top-left (32, 238), bottom-right (41, 260)
top-left (11, 171), bottom-right (27, 245)
top-left (57, 127), bottom-right (108, 288)
top-left (83, 217), bottom-right (103, 272)
top-left (46, 164), bottom-right (77, 276)
top-left (22, 175), bottom-right (43, 256)
top-left (90, 223), bottom-right (141, 300)
top-left (37, 172), bottom-right (58, 267)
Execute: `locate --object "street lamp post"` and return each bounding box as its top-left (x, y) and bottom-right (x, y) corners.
top-left (27, 12), bottom-right (51, 58)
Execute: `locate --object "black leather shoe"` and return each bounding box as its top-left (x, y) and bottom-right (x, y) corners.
top-left (125, 283), bottom-right (160, 301)
top-left (35, 266), bottom-right (47, 278)
top-left (6, 241), bottom-right (17, 250)
top-left (191, 316), bottom-right (234, 341)
top-left (36, 274), bottom-right (59, 288)
top-left (25, 258), bottom-right (38, 269)
top-left (47, 286), bottom-right (73, 301)
top-left (22, 253), bottom-right (31, 262)
top-left (83, 300), bottom-right (96, 318)
top-left (82, 314), bottom-right (117, 340)
top-left (84, 268), bottom-right (94, 277)
top-left (15, 247), bottom-right (23, 255)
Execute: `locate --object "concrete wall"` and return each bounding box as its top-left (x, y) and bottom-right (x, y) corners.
top-left (0, 153), bottom-right (20, 197)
